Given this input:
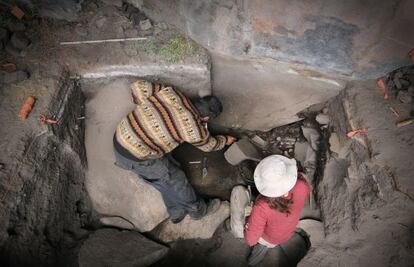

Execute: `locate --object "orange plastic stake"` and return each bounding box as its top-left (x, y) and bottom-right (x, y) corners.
top-left (18, 96), bottom-right (35, 119)
top-left (11, 6), bottom-right (25, 20)
top-left (346, 128), bottom-right (368, 137)
top-left (376, 78), bottom-right (389, 100)
top-left (39, 114), bottom-right (58, 125)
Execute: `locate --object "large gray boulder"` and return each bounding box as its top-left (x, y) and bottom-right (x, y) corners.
top-left (84, 79), bottom-right (169, 232)
top-left (79, 229), bottom-right (169, 267)
top-left (151, 201), bottom-right (230, 242)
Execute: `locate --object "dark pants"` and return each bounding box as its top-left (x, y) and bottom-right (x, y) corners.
top-left (113, 147), bottom-right (207, 221)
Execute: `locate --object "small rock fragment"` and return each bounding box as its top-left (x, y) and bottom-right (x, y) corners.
top-left (75, 24), bottom-right (88, 36)
top-left (155, 22), bottom-right (168, 30)
top-left (393, 77), bottom-right (402, 90)
top-left (250, 135), bottom-right (268, 149)
top-left (329, 132), bottom-right (341, 154)
top-left (397, 90), bottom-right (412, 104)
top-left (10, 32), bottom-right (31, 50)
top-left (5, 42), bottom-right (25, 57)
top-left (2, 70), bottom-right (29, 84)
top-left (95, 17), bottom-right (107, 28)
top-left (139, 19), bottom-right (152, 31)
top-left (315, 113), bottom-right (330, 125)
top-left (270, 143), bottom-right (282, 154)
top-left (7, 21), bottom-right (26, 32)
top-left (276, 136), bottom-right (282, 142)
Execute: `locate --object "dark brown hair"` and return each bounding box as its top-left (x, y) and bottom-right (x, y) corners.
top-left (264, 195), bottom-right (294, 214)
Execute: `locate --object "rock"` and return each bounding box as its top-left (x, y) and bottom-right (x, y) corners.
top-left (75, 24), bottom-right (88, 37)
top-left (301, 126), bottom-right (320, 151)
top-left (2, 70), bottom-right (30, 84)
top-left (224, 138), bottom-right (261, 165)
top-left (397, 90), bottom-right (412, 104)
top-left (151, 201), bottom-right (230, 242)
top-left (315, 113), bottom-right (330, 125)
top-left (95, 17), bottom-right (107, 28)
top-left (5, 43), bottom-right (25, 57)
top-left (10, 32), bottom-right (31, 50)
top-left (249, 135), bottom-right (268, 149)
top-left (8, 21), bottom-right (26, 32)
top-left (329, 132), bottom-right (341, 154)
top-left (84, 80), bottom-right (169, 232)
top-left (100, 217), bottom-right (135, 230)
top-left (139, 19), bottom-right (152, 31)
top-left (270, 143), bottom-right (282, 154)
top-left (155, 22), bottom-right (168, 30)
top-left (294, 141), bottom-right (308, 165)
top-left (393, 76), bottom-right (402, 89)
top-left (79, 229), bottom-right (169, 267)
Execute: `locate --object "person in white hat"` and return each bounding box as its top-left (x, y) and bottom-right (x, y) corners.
top-left (229, 155), bottom-right (311, 266)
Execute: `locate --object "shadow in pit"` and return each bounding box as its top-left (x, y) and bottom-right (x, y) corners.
top-left (172, 143), bottom-right (245, 201)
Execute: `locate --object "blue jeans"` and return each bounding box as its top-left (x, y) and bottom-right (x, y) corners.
top-left (113, 147), bottom-right (207, 221)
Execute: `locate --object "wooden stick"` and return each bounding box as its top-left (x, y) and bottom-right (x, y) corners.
top-left (396, 119), bottom-right (414, 128)
top-left (60, 37), bottom-right (147, 45)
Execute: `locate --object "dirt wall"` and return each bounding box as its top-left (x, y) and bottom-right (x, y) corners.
top-left (0, 74), bottom-right (93, 267)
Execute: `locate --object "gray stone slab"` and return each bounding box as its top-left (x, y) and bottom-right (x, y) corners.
top-left (79, 229), bottom-right (168, 267)
top-left (84, 79), bottom-right (169, 232)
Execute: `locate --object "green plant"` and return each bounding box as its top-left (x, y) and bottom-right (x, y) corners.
top-left (158, 35), bottom-right (195, 62)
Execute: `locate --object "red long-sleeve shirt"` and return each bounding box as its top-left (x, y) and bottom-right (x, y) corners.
top-left (244, 174), bottom-right (311, 246)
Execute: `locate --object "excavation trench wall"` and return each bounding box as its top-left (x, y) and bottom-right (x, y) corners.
top-left (0, 73), bottom-right (91, 266)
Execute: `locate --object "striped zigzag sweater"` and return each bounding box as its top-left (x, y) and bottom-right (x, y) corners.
top-left (115, 80), bottom-right (227, 160)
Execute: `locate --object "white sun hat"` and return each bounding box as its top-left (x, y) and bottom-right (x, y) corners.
top-left (254, 155), bottom-right (298, 197)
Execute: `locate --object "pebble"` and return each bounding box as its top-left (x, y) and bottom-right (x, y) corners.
top-left (397, 90), bottom-right (412, 104)
top-left (95, 17), bottom-right (108, 28)
top-left (315, 113), bottom-right (330, 125)
top-left (5, 43), bottom-right (25, 57)
top-left (329, 132), bottom-right (341, 154)
top-left (139, 19), bottom-right (152, 31)
top-left (276, 137), bottom-right (282, 142)
top-left (8, 21), bottom-right (26, 32)
top-left (75, 24), bottom-right (88, 37)
top-left (10, 32), bottom-right (30, 50)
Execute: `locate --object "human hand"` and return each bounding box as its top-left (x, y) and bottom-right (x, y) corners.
top-left (226, 135), bottom-right (236, 145)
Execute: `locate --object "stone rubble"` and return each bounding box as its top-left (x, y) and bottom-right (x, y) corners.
top-left (383, 65), bottom-right (414, 104)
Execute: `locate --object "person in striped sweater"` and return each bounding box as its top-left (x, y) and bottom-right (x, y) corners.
top-left (113, 79), bottom-right (236, 223)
